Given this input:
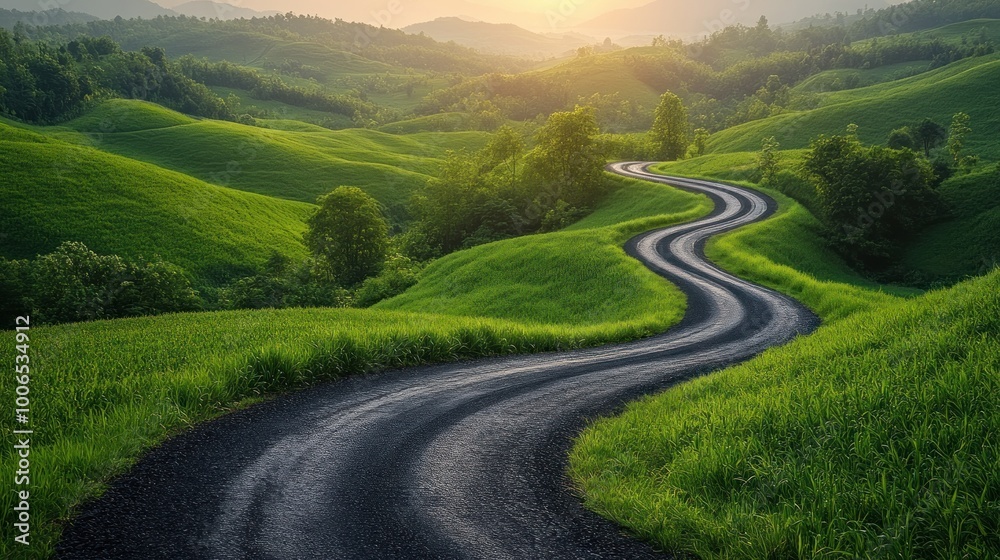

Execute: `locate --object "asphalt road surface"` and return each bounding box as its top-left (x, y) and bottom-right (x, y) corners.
top-left (57, 164), bottom-right (819, 559)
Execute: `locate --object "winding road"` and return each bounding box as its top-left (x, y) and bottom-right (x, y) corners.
top-left (57, 165), bottom-right (818, 559)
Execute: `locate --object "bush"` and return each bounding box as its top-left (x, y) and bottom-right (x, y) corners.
top-left (805, 133), bottom-right (944, 270)
top-left (2, 242), bottom-right (201, 325)
top-left (353, 255), bottom-right (422, 307)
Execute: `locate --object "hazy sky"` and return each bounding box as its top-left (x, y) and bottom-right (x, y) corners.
top-left (159, 0), bottom-right (900, 33)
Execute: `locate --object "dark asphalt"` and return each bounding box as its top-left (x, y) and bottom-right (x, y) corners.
top-left (56, 165), bottom-right (819, 559)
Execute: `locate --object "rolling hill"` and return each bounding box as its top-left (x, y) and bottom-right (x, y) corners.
top-left (707, 54), bottom-right (1000, 161)
top-left (0, 0), bottom-right (173, 19)
top-left (171, 1), bottom-right (277, 20)
top-left (403, 17), bottom-right (591, 58)
top-left (0, 116), bottom-right (312, 282)
top-left (59, 100), bottom-right (490, 224)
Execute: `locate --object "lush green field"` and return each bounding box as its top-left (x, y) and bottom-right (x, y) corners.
top-left (570, 268), bottom-right (1000, 559)
top-left (379, 175), bottom-right (712, 327)
top-left (0, 171), bottom-right (713, 558)
top-left (535, 47), bottom-right (665, 109)
top-left (52, 100), bottom-right (491, 223)
top-left (708, 55), bottom-right (1000, 161)
top-left (903, 166), bottom-right (1000, 282)
top-left (0, 120), bottom-right (312, 281)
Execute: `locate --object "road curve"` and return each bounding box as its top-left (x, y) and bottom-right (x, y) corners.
top-left (57, 165), bottom-right (818, 559)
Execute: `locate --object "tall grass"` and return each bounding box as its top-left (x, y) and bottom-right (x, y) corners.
top-left (570, 270), bottom-right (1000, 558)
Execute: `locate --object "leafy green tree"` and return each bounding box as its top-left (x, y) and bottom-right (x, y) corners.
top-left (756, 136), bottom-right (782, 184)
top-left (805, 134), bottom-right (942, 269)
top-left (887, 126), bottom-right (917, 150)
top-left (650, 91), bottom-right (688, 161)
top-left (915, 118), bottom-right (947, 156)
top-left (526, 105), bottom-right (605, 208)
top-left (306, 187), bottom-right (390, 286)
top-left (481, 125), bottom-right (525, 191)
top-left (691, 128), bottom-right (710, 157)
top-left (948, 112), bottom-right (980, 173)
top-left (948, 112), bottom-right (972, 166)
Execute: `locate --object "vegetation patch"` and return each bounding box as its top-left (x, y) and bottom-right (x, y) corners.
top-left (570, 269), bottom-right (1000, 559)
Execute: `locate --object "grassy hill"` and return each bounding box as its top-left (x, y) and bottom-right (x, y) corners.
top-left (708, 54), bottom-right (1000, 161)
top-left (60, 100), bottom-right (490, 223)
top-left (402, 17), bottom-right (589, 58)
top-left (0, 118), bottom-right (312, 282)
top-left (530, 47), bottom-right (666, 109)
top-left (378, 175), bottom-right (711, 328)
top-left (570, 268), bottom-right (1000, 558)
top-left (903, 166), bottom-right (1000, 282)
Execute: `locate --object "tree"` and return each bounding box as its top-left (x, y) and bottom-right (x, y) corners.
top-left (756, 136), bottom-right (781, 184)
top-left (915, 118), bottom-right (946, 156)
top-left (481, 125), bottom-right (525, 191)
top-left (887, 126), bottom-right (917, 151)
top-left (526, 105), bottom-right (605, 209)
top-left (4, 242), bottom-right (200, 325)
top-left (650, 91), bottom-right (688, 161)
top-left (306, 187), bottom-right (389, 286)
top-left (691, 128), bottom-right (710, 157)
top-left (805, 133), bottom-right (942, 270)
top-left (947, 112), bottom-right (979, 173)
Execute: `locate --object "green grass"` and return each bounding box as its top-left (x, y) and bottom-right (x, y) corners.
top-left (378, 175), bottom-right (712, 327)
top-left (790, 61), bottom-right (934, 95)
top-left (903, 167), bottom-right (1000, 282)
top-left (528, 46), bottom-right (670, 110)
top-left (708, 55), bottom-right (1000, 161)
top-left (60, 100), bottom-right (491, 223)
top-left (570, 268), bottom-right (1000, 559)
top-left (0, 120), bottom-right (312, 282)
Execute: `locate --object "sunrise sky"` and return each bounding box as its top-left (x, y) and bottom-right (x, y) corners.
top-left (156, 0), bottom-right (902, 34)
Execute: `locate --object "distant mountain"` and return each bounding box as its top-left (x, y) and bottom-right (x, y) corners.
top-left (403, 17), bottom-right (593, 58)
top-left (171, 1), bottom-right (277, 20)
top-left (0, 8), bottom-right (98, 27)
top-left (575, 0), bottom-right (887, 37)
top-left (0, 0), bottom-right (174, 20)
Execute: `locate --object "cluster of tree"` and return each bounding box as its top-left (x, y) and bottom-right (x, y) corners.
top-left (847, 0), bottom-right (1000, 41)
top-left (887, 113), bottom-right (981, 176)
top-left (0, 31), bottom-right (232, 123)
top-left (221, 187), bottom-right (422, 311)
top-left (176, 57), bottom-right (382, 123)
top-left (805, 127), bottom-right (945, 271)
top-left (405, 107), bottom-right (608, 257)
top-left (416, 73), bottom-right (570, 122)
top-left (0, 242), bottom-right (201, 326)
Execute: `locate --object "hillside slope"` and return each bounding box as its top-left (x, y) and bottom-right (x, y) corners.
top-left (0, 118), bottom-right (311, 281)
top-left (708, 55), bottom-right (1000, 160)
top-left (61, 100), bottom-right (490, 223)
top-left (571, 268), bottom-right (1000, 558)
